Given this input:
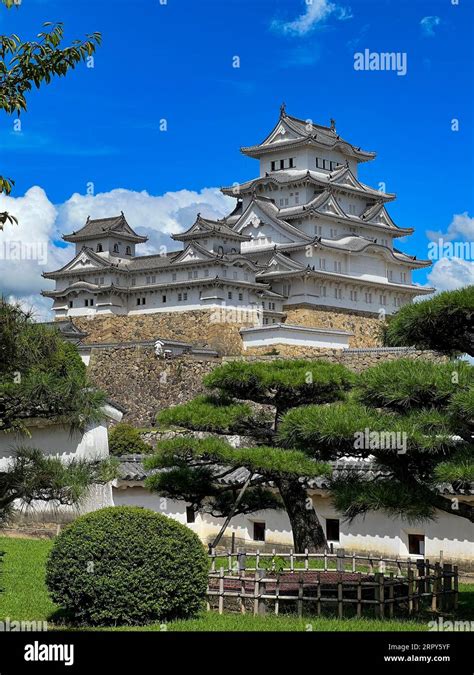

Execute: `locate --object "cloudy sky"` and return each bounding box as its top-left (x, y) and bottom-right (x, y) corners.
top-left (0, 0), bottom-right (472, 320)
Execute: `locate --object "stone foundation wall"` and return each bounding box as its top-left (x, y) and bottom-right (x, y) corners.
top-left (284, 305), bottom-right (384, 348)
top-left (74, 305), bottom-right (385, 356)
top-left (87, 347), bottom-right (218, 426)
top-left (241, 347), bottom-right (447, 372)
top-left (87, 345), bottom-right (446, 426)
top-left (73, 311), bottom-right (252, 356)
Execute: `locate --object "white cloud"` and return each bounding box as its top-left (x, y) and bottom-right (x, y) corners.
top-left (272, 0), bottom-right (352, 36)
top-left (425, 211), bottom-right (474, 292)
top-left (420, 16), bottom-right (441, 38)
top-left (426, 212), bottom-right (474, 242)
top-left (0, 185), bottom-right (234, 321)
top-left (427, 257), bottom-right (474, 292)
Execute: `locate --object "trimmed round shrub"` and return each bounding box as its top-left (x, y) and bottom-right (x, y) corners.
top-left (46, 506), bottom-right (209, 626)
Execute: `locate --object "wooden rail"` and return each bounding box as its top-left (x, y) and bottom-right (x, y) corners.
top-left (206, 548), bottom-right (458, 618)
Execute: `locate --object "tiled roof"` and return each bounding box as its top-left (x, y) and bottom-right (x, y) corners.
top-left (115, 455), bottom-right (473, 495)
top-left (63, 213), bottom-right (148, 243)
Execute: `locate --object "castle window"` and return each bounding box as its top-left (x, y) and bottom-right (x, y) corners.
top-left (365, 292), bottom-right (372, 304)
top-left (90, 298), bottom-right (94, 306)
top-left (113, 243), bottom-right (119, 253)
top-left (223, 269), bottom-right (227, 278)
top-left (152, 275), bottom-right (156, 283)
top-left (146, 276), bottom-right (151, 284)
top-left (326, 519), bottom-right (340, 542)
top-left (172, 273), bottom-right (177, 281)
top-left (126, 246), bottom-right (131, 255)
top-left (238, 293), bottom-right (243, 301)
top-left (231, 248), bottom-right (236, 254)
top-left (186, 506), bottom-right (195, 524)
top-left (244, 273), bottom-right (248, 281)
top-left (388, 270), bottom-right (393, 281)
top-left (408, 534), bottom-right (425, 556)
top-left (314, 225), bottom-right (322, 236)
top-left (318, 258), bottom-right (326, 270)
top-left (69, 301), bottom-right (73, 308)
top-left (217, 246), bottom-right (224, 255)
top-left (350, 290), bottom-right (358, 302)
top-left (100, 277), bottom-right (104, 285)
top-left (279, 199), bottom-right (284, 206)
top-left (228, 291), bottom-right (232, 300)
top-left (131, 278), bottom-right (136, 286)
top-left (321, 286), bottom-right (327, 297)
top-left (178, 293), bottom-right (182, 301)
top-left (295, 192), bottom-right (299, 204)
top-left (96, 243), bottom-right (103, 252)
top-left (330, 228), bottom-right (338, 238)
top-left (379, 294), bottom-right (387, 306)
top-left (136, 298), bottom-right (140, 306)
top-left (188, 271), bottom-right (192, 280)
top-left (271, 161), bottom-right (277, 171)
top-left (233, 271), bottom-right (238, 280)
top-left (334, 261), bottom-right (342, 273)
top-left (84, 299), bottom-right (89, 307)
top-left (183, 292), bottom-right (187, 301)
top-left (204, 269), bottom-right (209, 277)
top-left (193, 270), bottom-right (198, 279)
top-left (253, 522), bottom-right (265, 542)
top-left (162, 295), bottom-right (167, 303)
top-left (289, 158), bottom-right (295, 168)
top-left (142, 297), bottom-right (146, 305)
top-left (262, 302), bottom-right (265, 309)
top-left (280, 159), bottom-right (284, 170)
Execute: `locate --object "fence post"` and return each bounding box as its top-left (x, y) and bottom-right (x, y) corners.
top-left (442, 563), bottom-right (453, 611)
top-left (336, 548), bottom-right (345, 572)
top-left (297, 572), bottom-right (304, 618)
top-left (388, 572), bottom-right (394, 619)
top-left (431, 562), bottom-right (441, 612)
top-left (218, 567), bottom-right (224, 615)
top-left (317, 572), bottom-right (322, 617)
top-left (240, 569), bottom-right (246, 615)
top-left (304, 548), bottom-right (309, 571)
top-left (375, 572), bottom-right (384, 619)
top-left (408, 567), bottom-right (414, 615)
top-left (337, 572), bottom-right (343, 619)
top-left (290, 549), bottom-right (294, 573)
top-left (356, 572), bottom-right (362, 619)
top-left (275, 574), bottom-right (280, 616)
top-left (254, 569), bottom-right (265, 616)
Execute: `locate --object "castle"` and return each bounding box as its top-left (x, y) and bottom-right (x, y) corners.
top-left (42, 107), bottom-right (432, 352)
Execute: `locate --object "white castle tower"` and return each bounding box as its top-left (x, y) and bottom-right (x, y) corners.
top-left (42, 107), bottom-right (432, 349)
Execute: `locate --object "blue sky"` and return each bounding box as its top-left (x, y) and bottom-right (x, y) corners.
top-left (0, 0), bottom-right (473, 315)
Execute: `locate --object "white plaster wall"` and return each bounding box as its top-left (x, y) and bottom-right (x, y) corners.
top-left (0, 421), bottom-right (114, 520)
top-left (111, 486), bottom-right (473, 562)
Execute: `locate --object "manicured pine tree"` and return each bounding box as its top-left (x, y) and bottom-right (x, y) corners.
top-left (145, 360), bottom-right (354, 552)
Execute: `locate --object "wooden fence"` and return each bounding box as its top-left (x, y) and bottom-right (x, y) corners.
top-left (206, 548), bottom-right (458, 618)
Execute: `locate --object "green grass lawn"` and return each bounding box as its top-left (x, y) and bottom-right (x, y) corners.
top-left (1, 536), bottom-right (472, 632)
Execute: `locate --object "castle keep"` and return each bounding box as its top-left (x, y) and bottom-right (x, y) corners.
top-left (42, 108), bottom-right (432, 353)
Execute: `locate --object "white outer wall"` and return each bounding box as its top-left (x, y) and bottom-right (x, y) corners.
top-left (112, 486), bottom-right (292, 545)
top-left (0, 422), bottom-right (114, 520)
top-left (111, 486), bottom-right (474, 563)
top-left (241, 327), bottom-right (350, 349)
